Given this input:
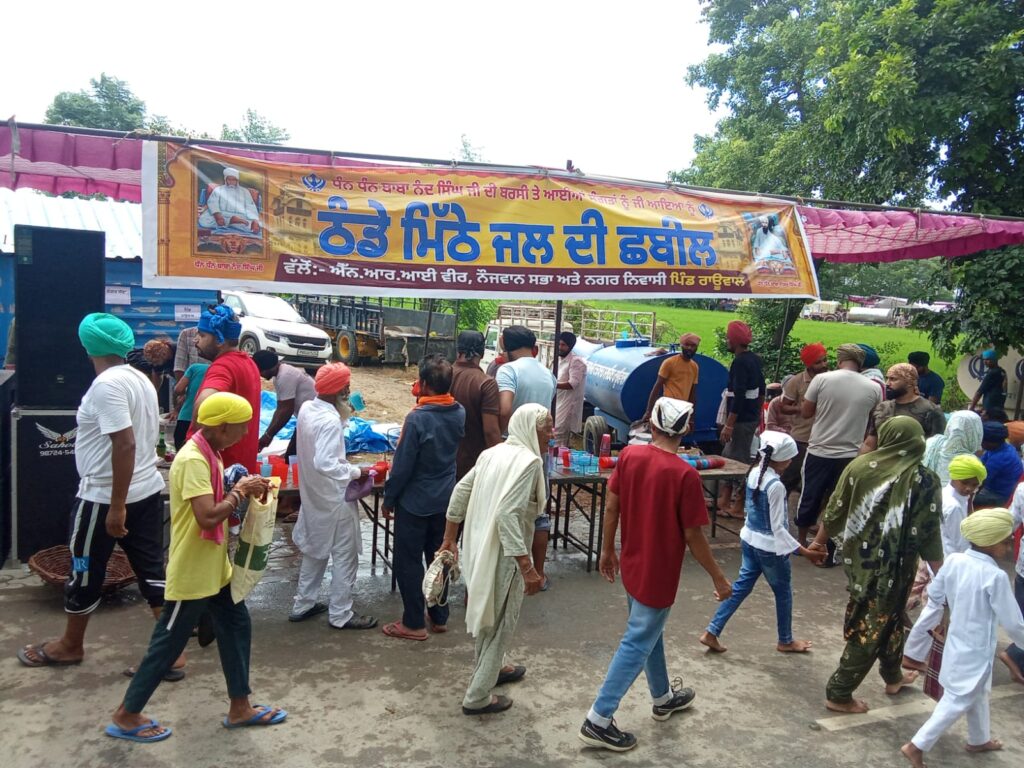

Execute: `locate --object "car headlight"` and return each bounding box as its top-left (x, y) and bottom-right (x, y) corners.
top-left (264, 332), bottom-right (282, 342)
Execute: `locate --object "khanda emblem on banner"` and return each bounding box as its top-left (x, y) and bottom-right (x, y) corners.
top-left (302, 173), bottom-right (326, 193)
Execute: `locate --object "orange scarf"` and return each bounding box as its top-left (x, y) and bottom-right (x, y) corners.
top-left (415, 393), bottom-right (456, 409)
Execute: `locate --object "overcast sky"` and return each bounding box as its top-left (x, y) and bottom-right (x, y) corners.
top-left (3, 1), bottom-right (723, 181)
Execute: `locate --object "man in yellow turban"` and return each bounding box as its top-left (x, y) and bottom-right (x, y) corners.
top-left (902, 507), bottom-right (1024, 767)
top-left (903, 453), bottom-right (989, 669)
top-left (106, 391), bottom-right (285, 742)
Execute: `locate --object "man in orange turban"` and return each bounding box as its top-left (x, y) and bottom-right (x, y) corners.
top-left (290, 362), bottom-right (376, 630)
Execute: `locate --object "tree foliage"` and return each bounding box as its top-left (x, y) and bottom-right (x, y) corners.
top-left (816, 258), bottom-right (951, 302)
top-left (713, 299), bottom-right (805, 381)
top-left (220, 109), bottom-right (290, 145)
top-left (682, 1), bottom-right (1024, 361)
top-left (914, 249), bottom-right (1024, 360)
top-left (45, 74), bottom-right (148, 132)
top-left (679, 0), bottom-right (1024, 210)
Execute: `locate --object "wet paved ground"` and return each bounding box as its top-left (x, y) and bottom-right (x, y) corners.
top-left (3, 518), bottom-right (1023, 768)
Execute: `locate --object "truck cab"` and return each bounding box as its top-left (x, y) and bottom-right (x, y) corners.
top-left (481, 304), bottom-right (573, 372)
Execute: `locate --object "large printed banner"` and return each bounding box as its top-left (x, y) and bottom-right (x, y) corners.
top-left (142, 143), bottom-right (819, 299)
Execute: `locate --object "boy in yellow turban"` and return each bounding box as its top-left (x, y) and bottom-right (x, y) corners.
top-left (904, 455), bottom-right (989, 671)
top-left (106, 392), bottom-right (284, 742)
top-left (902, 508), bottom-right (1024, 767)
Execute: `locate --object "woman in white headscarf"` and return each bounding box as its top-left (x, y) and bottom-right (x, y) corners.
top-left (440, 403), bottom-right (551, 716)
top-left (922, 410), bottom-right (984, 485)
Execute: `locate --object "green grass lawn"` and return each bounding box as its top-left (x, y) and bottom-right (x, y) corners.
top-left (588, 301), bottom-right (953, 380)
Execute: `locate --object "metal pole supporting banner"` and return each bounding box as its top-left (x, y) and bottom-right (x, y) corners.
top-left (774, 299), bottom-right (794, 382)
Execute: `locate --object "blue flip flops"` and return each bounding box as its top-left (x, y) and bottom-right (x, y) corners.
top-left (104, 720), bottom-right (172, 743)
top-left (222, 704), bottom-right (288, 729)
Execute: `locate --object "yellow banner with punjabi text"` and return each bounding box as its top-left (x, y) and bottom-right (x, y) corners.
top-left (142, 143), bottom-right (819, 299)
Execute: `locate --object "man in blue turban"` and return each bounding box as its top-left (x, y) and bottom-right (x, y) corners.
top-left (971, 350), bottom-right (1008, 418)
top-left (977, 421), bottom-right (1019, 507)
top-left (189, 304), bottom-right (260, 474)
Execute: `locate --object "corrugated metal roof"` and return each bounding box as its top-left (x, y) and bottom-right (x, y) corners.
top-left (0, 187), bottom-right (141, 259)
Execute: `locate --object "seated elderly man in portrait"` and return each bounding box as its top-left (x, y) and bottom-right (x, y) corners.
top-left (198, 167), bottom-right (261, 236)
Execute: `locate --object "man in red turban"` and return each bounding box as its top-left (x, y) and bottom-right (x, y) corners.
top-left (779, 343), bottom-right (829, 499)
top-left (718, 321), bottom-right (765, 517)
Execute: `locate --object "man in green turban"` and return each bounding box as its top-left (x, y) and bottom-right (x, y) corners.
top-left (17, 313), bottom-right (184, 682)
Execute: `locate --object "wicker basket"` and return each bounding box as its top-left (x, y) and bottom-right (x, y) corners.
top-left (28, 545), bottom-right (137, 593)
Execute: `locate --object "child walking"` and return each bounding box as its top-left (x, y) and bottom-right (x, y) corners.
top-left (902, 507), bottom-right (1024, 767)
top-left (700, 431), bottom-right (825, 654)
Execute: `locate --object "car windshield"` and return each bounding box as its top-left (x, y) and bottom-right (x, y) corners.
top-left (240, 294), bottom-right (306, 323)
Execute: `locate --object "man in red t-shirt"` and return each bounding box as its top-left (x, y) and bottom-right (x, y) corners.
top-left (188, 305), bottom-right (261, 473)
top-left (579, 397), bottom-right (732, 753)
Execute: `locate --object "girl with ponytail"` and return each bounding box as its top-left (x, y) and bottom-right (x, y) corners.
top-left (700, 431), bottom-right (826, 654)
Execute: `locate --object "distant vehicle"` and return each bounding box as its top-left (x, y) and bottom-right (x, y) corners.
top-left (800, 300), bottom-right (846, 322)
top-left (847, 306), bottom-right (898, 325)
top-left (482, 304), bottom-right (574, 371)
top-left (221, 290), bottom-right (332, 368)
top-left (294, 295), bottom-right (455, 366)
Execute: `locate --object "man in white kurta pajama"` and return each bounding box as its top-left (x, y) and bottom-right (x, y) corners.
top-left (288, 364), bottom-right (376, 630)
top-left (198, 167), bottom-right (261, 234)
top-left (903, 456), bottom-right (987, 667)
top-left (903, 508), bottom-right (1024, 766)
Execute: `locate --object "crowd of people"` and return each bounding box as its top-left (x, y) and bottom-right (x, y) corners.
top-left (13, 305), bottom-right (1024, 763)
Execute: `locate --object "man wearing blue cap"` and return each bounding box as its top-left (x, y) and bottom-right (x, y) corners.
top-left (970, 350), bottom-right (1007, 418)
top-left (189, 304), bottom-right (261, 474)
top-left (18, 314), bottom-right (179, 678)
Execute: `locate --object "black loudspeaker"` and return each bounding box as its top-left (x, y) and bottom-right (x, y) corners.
top-left (14, 226), bottom-right (106, 408)
top-left (12, 409), bottom-right (79, 561)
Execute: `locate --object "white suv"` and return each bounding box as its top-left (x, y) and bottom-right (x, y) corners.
top-left (221, 290), bottom-right (332, 368)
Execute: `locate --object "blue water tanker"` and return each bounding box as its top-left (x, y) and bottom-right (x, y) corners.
top-left (578, 338), bottom-right (727, 445)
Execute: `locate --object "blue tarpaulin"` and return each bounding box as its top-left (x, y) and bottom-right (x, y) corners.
top-left (260, 391), bottom-right (395, 453)
top-left (259, 391), bottom-right (295, 439)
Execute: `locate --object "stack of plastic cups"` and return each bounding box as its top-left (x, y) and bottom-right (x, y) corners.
top-left (288, 455), bottom-right (299, 486)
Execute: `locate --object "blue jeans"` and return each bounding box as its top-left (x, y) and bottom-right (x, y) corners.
top-left (707, 540), bottom-right (793, 645)
top-left (588, 595), bottom-right (672, 727)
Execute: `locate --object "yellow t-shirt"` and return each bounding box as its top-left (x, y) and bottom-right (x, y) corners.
top-left (165, 440), bottom-right (231, 601)
top-left (658, 355), bottom-right (699, 401)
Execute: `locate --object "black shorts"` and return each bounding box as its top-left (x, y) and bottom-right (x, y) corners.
top-left (64, 492), bottom-right (166, 614)
top-left (794, 453), bottom-right (853, 529)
